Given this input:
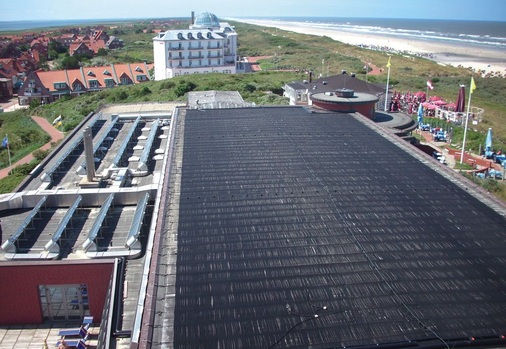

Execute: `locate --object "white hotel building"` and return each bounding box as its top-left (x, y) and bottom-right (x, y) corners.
top-left (153, 12), bottom-right (238, 80)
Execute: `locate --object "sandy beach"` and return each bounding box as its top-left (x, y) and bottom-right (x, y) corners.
top-left (236, 19), bottom-right (506, 77)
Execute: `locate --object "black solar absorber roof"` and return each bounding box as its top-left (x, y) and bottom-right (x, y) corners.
top-left (172, 107), bottom-right (506, 349)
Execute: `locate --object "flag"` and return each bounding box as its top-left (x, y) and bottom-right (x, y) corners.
top-left (52, 115), bottom-right (62, 125)
top-left (427, 80), bottom-right (434, 90)
top-left (386, 56), bottom-right (391, 68)
top-left (2, 135), bottom-right (8, 148)
top-left (470, 77), bottom-right (476, 94)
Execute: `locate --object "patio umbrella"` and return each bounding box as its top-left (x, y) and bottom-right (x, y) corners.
top-left (485, 128), bottom-right (493, 152)
top-left (455, 85), bottom-right (465, 112)
top-left (447, 102), bottom-right (457, 110)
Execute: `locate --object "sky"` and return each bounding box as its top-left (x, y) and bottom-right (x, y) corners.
top-left (1, 0), bottom-right (506, 22)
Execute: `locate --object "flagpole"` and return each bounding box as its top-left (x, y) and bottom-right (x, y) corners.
top-left (384, 56), bottom-right (391, 112)
top-left (460, 79), bottom-right (475, 164)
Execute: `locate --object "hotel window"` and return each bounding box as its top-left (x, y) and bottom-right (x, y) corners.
top-left (169, 52), bottom-right (172, 58)
top-left (89, 80), bottom-right (99, 88)
top-left (105, 79), bottom-right (114, 87)
top-left (73, 84), bottom-right (82, 91)
top-left (120, 76), bottom-right (131, 85)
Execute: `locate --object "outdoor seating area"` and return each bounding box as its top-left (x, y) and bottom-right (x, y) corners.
top-left (391, 88), bottom-right (484, 125)
top-left (55, 316), bottom-right (94, 348)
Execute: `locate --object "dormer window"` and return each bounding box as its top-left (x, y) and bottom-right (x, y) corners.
top-left (177, 32), bottom-right (183, 40)
top-left (87, 71), bottom-right (95, 76)
top-left (187, 33), bottom-right (193, 39)
top-left (207, 32), bottom-right (212, 39)
top-left (135, 66), bottom-right (142, 72)
top-left (54, 82), bottom-right (67, 90)
top-left (103, 69), bottom-right (110, 75)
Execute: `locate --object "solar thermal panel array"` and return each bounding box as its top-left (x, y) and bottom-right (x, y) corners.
top-left (171, 107), bottom-right (506, 349)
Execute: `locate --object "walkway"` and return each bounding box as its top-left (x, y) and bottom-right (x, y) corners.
top-left (0, 115), bottom-right (64, 179)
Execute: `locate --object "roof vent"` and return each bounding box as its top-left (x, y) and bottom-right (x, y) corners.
top-left (335, 89), bottom-right (354, 98)
top-left (322, 81), bottom-right (327, 85)
top-left (341, 70), bottom-right (347, 74)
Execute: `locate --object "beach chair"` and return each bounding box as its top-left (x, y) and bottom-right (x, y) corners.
top-left (56, 338), bottom-right (87, 349)
top-left (57, 325), bottom-right (89, 340)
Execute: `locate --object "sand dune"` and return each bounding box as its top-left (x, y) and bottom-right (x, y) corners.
top-left (237, 19), bottom-right (506, 77)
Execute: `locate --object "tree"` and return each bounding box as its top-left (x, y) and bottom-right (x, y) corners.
top-left (97, 48), bottom-right (108, 56)
top-left (48, 39), bottom-right (67, 54)
top-left (60, 55), bottom-right (80, 69)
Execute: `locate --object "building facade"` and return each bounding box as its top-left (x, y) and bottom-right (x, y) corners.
top-left (18, 62), bottom-right (153, 105)
top-left (153, 12), bottom-right (237, 80)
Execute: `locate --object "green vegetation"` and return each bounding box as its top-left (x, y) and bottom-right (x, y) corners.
top-left (1, 20), bottom-right (505, 199)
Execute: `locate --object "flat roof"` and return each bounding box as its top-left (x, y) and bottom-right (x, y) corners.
top-left (152, 106), bottom-right (506, 349)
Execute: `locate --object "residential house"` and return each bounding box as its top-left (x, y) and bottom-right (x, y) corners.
top-left (18, 62), bottom-right (154, 106)
top-left (55, 34), bottom-right (78, 48)
top-left (105, 36), bottom-right (124, 50)
top-left (0, 77), bottom-right (13, 100)
top-left (0, 58), bottom-right (27, 90)
top-left (69, 41), bottom-right (94, 58)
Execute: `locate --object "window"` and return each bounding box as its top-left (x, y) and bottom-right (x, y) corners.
top-left (39, 284), bottom-right (89, 321)
top-left (54, 82), bottom-right (67, 90)
top-left (104, 78), bottom-right (114, 87)
top-left (120, 76), bottom-right (131, 85)
top-left (89, 79), bottom-right (99, 88)
top-left (103, 69), bottom-right (110, 75)
top-left (136, 75), bottom-right (147, 81)
top-left (73, 83), bottom-right (82, 91)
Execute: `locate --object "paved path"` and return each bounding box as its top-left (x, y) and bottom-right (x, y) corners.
top-left (0, 115), bottom-right (64, 179)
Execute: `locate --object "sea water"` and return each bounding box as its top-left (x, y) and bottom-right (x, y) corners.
top-left (241, 17), bottom-right (506, 51)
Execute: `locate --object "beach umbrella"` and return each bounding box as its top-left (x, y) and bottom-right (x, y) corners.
top-left (433, 100), bottom-right (447, 106)
top-left (485, 128), bottom-right (493, 152)
top-left (455, 84), bottom-right (466, 112)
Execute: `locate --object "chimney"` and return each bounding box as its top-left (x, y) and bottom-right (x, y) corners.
top-left (191, 11), bottom-right (195, 25)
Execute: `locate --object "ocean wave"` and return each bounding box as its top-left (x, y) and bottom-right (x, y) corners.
top-left (287, 20), bottom-right (506, 50)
